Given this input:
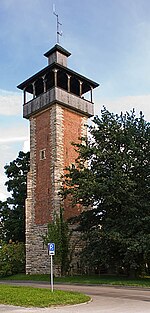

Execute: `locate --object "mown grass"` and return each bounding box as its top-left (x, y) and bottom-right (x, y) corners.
top-left (1, 273), bottom-right (150, 288)
top-left (0, 284), bottom-right (90, 307)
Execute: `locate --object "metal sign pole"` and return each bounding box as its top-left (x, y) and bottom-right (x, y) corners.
top-left (48, 243), bottom-right (55, 292)
top-left (51, 254), bottom-right (54, 292)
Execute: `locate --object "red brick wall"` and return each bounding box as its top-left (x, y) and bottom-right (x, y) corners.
top-left (34, 106), bottom-right (84, 224)
top-left (35, 109), bottom-right (52, 225)
top-left (63, 108), bottom-right (83, 220)
top-left (63, 108), bottom-right (82, 167)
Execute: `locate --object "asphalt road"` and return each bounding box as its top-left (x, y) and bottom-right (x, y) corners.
top-left (0, 280), bottom-right (150, 313)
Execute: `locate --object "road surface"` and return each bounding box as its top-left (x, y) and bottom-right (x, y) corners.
top-left (0, 280), bottom-right (150, 312)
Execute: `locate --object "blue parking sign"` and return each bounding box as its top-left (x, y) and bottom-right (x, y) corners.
top-left (48, 243), bottom-right (55, 255)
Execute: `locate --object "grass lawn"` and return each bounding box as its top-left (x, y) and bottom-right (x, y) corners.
top-left (0, 284), bottom-right (90, 307)
top-left (1, 273), bottom-right (150, 288)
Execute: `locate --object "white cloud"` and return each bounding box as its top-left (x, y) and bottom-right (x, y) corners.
top-left (0, 173), bottom-right (8, 201)
top-left (95, 94), bottom-right (150, 121)
top-left (0, 137), bottom-right (28, 143)
top-left (0, 121), bottom-right (29, 143)
top-left (0, 89), bottom-right (22, 116)
top-left (22, 140), bottom-right (30, 153)
top-left (0, 192), bottom-right (7, 202)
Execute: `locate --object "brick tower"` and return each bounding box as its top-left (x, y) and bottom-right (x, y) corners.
top-left (17, 44), bottom-right (99, 274)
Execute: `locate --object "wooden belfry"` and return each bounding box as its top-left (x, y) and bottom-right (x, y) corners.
top-left (17, 44), bottom-right (99, 274)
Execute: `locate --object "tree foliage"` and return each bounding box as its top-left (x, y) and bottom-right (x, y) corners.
top-left (43, 209), bottom-right (71, 276)
top-left (0, 151), bottom-right (30, 243)
top-left (62, 108), bottom-right (150, 277)
top-left (0, 241), bottom-right (25, 277)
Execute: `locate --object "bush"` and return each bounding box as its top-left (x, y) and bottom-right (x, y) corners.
top-left (0, 241), bottom-right (25, 277)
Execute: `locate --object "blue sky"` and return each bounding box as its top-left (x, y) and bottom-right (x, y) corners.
top-left (1, 0), bottom-right (150, 200)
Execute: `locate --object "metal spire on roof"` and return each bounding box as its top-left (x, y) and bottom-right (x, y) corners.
top-left (53, 4), bottom-right (62, 44)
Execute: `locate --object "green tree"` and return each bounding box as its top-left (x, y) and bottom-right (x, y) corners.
top-left (0, 151), bottom-right (30, 243)
top-left (43, 209), bottom-right (71, 276)
top-left (62, 108), bottom-right (150, 277)
top-left (0, 241), bottom-right (25, 277)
